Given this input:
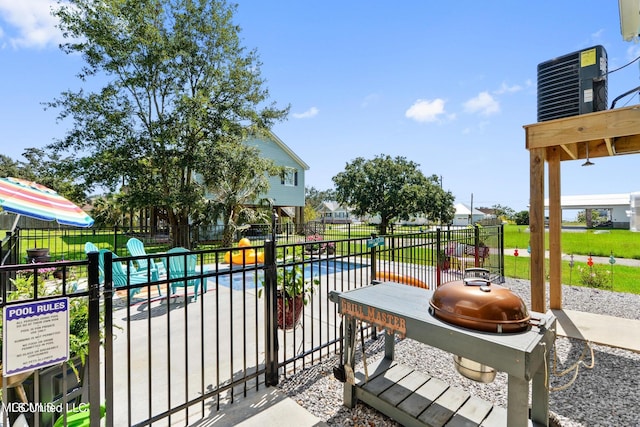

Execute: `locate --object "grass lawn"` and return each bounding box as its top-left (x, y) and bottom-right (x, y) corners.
top-left (503, 255), bottom-right (638, 294)
top-left (504, 224), bottom-right (640, 259)
top-left (504, 224), bottom-right (640, 294)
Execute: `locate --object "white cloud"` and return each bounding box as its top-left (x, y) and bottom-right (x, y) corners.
top-left (361, 93), bottom-right (380, 108)
top-left (463, 91), bottom-right (500, 116)
top-left (0, 0), bottom-right (66, 49)
top-left (292, 107), bottom-right (319, 119)
top-left (494, 82), bottom-right (522, 95)
top-left (591, 28), bottom-right (604, 41)
top-left (627, 44), bottom-right (640, 62)
top-left (405, 98), bottom-right (446, 123)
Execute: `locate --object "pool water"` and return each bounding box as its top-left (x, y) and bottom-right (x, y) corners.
top-left (211, 260), bottom-right (367, 291)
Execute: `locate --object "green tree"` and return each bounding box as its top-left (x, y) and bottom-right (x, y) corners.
top-left (491, 204), bottom-right (516, 222)
top-left (0, 150), bottom-right (88, 207)
top-left (514, 210), bottom-right (529, 225)
top-left (305, 186), bottom-right (336, 208)
top-left (20, 148), bottom-right (89, 205)
top-left (48, 0), bottom-right (288, 247)
top-left (577, 209), bottom-right (601, 225)
top-left (304, 204), bottom-right (318, 222)
top-left (200, 140), bottom-right (279, 247)
top-left (332, 154), bottom-right (455, 234)
top-left (304, 186), bottom-right (336, 223)
top-left (0, 155), bottom-right (21, 179)
top-left (90, 193), bottom-right (127, 228)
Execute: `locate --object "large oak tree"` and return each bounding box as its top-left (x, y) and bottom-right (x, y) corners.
top-left (333, 154), bottom-right (455, 234)
top-left (47, 0), bottom-right (288, 246)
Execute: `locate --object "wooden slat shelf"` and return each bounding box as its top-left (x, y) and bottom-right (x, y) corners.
top-left (353, 358), bottom-right (506, 427)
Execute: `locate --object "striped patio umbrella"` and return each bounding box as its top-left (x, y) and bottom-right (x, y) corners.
top-left (0, 177), bottom-right (94, 231)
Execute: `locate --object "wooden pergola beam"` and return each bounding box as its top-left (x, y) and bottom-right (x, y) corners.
top-left (524, 105), bottom-right (640, 312)
top-left (526, 106), bottom-right (640, 149)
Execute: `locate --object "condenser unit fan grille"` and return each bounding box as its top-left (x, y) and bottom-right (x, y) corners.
top-left (537, 46), bottom-right (607, 122)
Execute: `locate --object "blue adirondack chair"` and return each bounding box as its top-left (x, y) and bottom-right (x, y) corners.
top-left (85, 242), bottom-right (104, 284)
top-left (126, 237), bottom-right (166, 281)
top-left (84, 242), bottom-right (99, 253)
top-left (162, 247), bottom-right (208, 301)
top-left (98, 249), bottom-right (158, 299)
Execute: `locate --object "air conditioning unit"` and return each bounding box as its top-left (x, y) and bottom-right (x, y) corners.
top-left (537, 45), bottom-right (608, 122)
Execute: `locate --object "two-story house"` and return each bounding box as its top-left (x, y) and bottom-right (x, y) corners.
top-left (315, 201), bottom-right (353, 224)
top-left (243, 132), bottom-right (309, 225)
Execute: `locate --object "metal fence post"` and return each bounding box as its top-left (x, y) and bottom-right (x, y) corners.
top-left (474, 225), bottom-right (481, 267)
top-left (436, 228), bottom-right (442, 288)
top-left (499, 223), bottom-right (505, 280)
top-left (370, 233), bottom-right (377, 281)
top-left (113, 226), bottom-right (119, 254)
top-left (87, 251), bottom-right (103, 426)
top-left (100, 249), bottom-right (114, 427)
top-left (264, 210), bottom-right (279, 386)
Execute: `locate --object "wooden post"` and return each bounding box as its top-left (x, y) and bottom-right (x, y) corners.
top-left (530, 148), bottom-right (546, 313)
top-left (548, 147), bottom-right (562, 309)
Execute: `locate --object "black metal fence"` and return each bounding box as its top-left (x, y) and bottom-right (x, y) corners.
top-left (0, 222), bottom-right (496, 266)
top-left (0, 225), bottom-right (503, 426)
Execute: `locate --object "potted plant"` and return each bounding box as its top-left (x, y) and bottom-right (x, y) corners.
top-left (304, 234), bottom-right (324, 254)
top-left (324, 240), bottom-right (336, 255)
top-left (260, 265), bottom-right (320, 330)
top-left (437, 250), bottom-right (450, 271)
top-left (304, 234), bottom-right (335, 255)
top-left (51, 260), bottom-right (76, 280)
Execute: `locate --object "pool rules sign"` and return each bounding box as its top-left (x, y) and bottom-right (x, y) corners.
top-left (3, 297), bottom-right (69, 376)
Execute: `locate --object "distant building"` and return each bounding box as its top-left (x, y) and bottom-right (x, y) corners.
top-left (315, 201), bottom-right (353, 224)
top-left (476, 207), bottom-right (497, 219)
top-left (452, 203), bottom-right (486, 226)
top-left (543, 193), bottom-right (632, 229)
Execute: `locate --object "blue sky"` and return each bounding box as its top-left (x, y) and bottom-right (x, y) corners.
top-left (1, 1), bottom-right (639, 213)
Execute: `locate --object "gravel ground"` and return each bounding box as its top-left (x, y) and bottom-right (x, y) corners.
top-left (278, 279), bottom-right (640, 426)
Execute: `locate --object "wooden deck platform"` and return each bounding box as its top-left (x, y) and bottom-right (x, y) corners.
top-left (353, 358), bottom-right (509, 427)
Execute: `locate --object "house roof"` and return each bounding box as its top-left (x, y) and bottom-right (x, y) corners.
top-left (318, 201), bottom-right (346, 212)
top-left (265, 131), bottom-right (310, 170)
top-left (454, 203), bottom-right (485, 216)
top-left (543, 193), bottom-right (631, 209)
top-left (476, 207), bottom-right (496, 216)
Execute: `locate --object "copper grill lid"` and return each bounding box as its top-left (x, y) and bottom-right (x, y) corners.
top-left (429, 277), bottom-right (530, 333)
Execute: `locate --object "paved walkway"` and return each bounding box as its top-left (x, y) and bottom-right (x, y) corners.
top-left (503, 247), bottom-right (640, 267)
top-left (191, 387), bottom-right (326, 427)
top-left (553, 309), bottom-right (640, 353)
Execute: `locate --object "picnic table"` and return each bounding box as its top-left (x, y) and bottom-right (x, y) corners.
top-left (329, 282), bottom-right (556, 427)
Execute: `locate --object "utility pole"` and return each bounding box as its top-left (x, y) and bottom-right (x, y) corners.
top-left (470, 193), bottom-right (474, 225)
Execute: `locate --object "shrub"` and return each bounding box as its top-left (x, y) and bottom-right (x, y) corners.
top-left (305, 234), bottom-right (335, 254)
top-left (578, 265), bottom-right (612, 289)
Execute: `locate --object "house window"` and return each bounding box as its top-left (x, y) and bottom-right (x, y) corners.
top-left (281, 168), bottom-right (298, 187)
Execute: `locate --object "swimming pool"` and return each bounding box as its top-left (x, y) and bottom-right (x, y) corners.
top-left (211, 260), bottom-right (367, 291)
